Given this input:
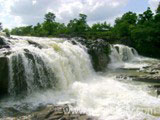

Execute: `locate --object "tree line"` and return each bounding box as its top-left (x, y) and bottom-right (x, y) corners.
top-left (1, 3), bottom-right (160, 58)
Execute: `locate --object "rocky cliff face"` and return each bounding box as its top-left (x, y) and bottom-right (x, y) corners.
top-left (0, 37), bottom-right (11, 96)
top-left (71, 38), bottom-right (111, 72)
top-left (0, 57), bottom-right (9, 96)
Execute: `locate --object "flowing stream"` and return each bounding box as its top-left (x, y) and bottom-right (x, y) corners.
top-left (0, 36), bottom-right (160, 120)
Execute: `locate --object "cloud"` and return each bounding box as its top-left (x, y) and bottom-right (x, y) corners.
top-left (149, 0), bottom-right (160, 11)
top-left (0, 0), bottom-right (129, 28)
top-left (0, 0), bottom-right (24, 28)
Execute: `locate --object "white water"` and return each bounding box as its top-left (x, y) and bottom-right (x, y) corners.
top-left (1, 36), bottom-right (160, 120)
top-left (6, 36), bottom-right (93, 95)
top-left (108, 44), bottom-right (149, 70)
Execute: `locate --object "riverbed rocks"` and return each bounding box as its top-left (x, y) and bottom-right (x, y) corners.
top-left (28, 40), bottom-right (43, 49)
top-left (0, 37), bottom-right (6, 46)
top-left (0, 37), bottom-right (10, 49)
top-left (4, 105), bottom-right (96, 120)
top-left (131, 76), bottom-right (160, 83)
top-left (116, 61), bottom-right (160, 83)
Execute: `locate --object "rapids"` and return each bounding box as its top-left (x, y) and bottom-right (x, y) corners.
top-left (0, 36), bottom-right (160, 120)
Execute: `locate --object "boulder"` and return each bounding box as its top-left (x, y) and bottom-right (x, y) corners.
top-left (0, 37), bottom-right (10, 49)
top-left (0, 37), bottom-right (7, 46)
top-left (0, 57), bottom-right (9, 96)
top-left (71, 38), bottom-right (111, 72)
top-left (28, 40), bottom-right (43, 49)
top-left (13, 105), bottom-right (96, 120)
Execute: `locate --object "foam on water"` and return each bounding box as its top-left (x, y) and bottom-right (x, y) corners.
top-left (7, 36), bottom-right (93, 95)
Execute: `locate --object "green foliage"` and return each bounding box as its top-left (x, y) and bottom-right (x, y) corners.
top-left (44, 12), bottom-right (56, 22)
top-left (67, 14), bottom-right (89, 37)
top-left (3, 28), bottom-right (10, 37)
top-left (11, 26), bottom-right (33, 36)
top-left (138, 7), bottom-right (153, 24)
top-left (156, 2), bottom-right (160, 14)
top-left (10, 7), bottom-right (160, 58)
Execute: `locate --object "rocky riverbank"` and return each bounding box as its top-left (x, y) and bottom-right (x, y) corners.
top-left (115, 60), bottom-right (160, 96)
top-left (3, 104), bottom-right (96, 120)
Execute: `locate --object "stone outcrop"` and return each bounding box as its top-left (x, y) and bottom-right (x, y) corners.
top-left (4, 105), bottom-right (96, 120)
top-left (28, 40), bottom-right (43, 49)
top-left (0, 57), bottom-right (9, 96)
top-left (71, 38), bottom-right (111, 72)
top-left (0, 37), bottom-right (10, 49)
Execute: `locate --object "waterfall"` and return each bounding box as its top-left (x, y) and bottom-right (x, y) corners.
top-left (108, 44), bottom-right (139, 68)
top-left (6, 36), bottom-right (93, 95)
top-left (1, 36), bottom-right (160, 120)
top-left (112, 44), bottom-right (138, 62)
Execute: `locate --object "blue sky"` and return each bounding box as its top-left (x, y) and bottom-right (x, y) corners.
top-left (123, 0), bottom-right (148, 13)
top-left (0, 0), bottom-right (160, 29)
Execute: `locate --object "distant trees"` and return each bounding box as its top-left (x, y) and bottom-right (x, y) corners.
top-left (10, 5), bottom-right (160, 58)
top-left (67, 14), bottom-right (89, 37)
top-left (112, 12), bottom-right (137, 45)
top-left (44, 12), bottom-right (56, 22)
top-left (3, 28), bottom-right (10, 37)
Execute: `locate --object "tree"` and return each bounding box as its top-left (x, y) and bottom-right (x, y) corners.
top-left (138, 7), bottom-right (153, 24)
top-left (155, 2), bottom-right (160, 22)
top-left (44, 12), bottom-right (56, 22)
top-left (3, 29), bottom-right (10, 37)
top-left (67, 14), bottom-right (89, 37)
top-left (156, 2), bottom-right (160, 14)
top-left (91, 22), bottom-right (111, 32)
top-left (112, 12), bottom-right (137, 45)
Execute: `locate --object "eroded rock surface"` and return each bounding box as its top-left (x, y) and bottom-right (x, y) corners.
top-left (71, 38), bottom-right (111, 72)
top-left (4, 105), bottom-right (96, 120)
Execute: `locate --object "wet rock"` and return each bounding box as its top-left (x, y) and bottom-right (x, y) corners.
top-left (131, 76), bottom-right (160, 83)
top-left (120, 68), bottom-right (140, 71)
top-left (71, 38), bottom-right (111, 72)
top-left (29, 105), bottom-right (96, 120)
top-left (148, 85), bottom-right (160, 97)
top-left (3, 51), bottom-right (12, 56)
top-left (0, 37), bottom-right (8, 49)
top-left (0, 37), bottom-right (7, 45)
top-left (5, 104), bottom-right (96, 120)
top-left (0, 45), bottom-right (10, 49)
top-left (0, 37), bottom-right (10, 50)
top-left (0, 57), bottom-right (9, 96)
top-left (87, 39), bottom-right (110, 71)
top-left (28, 40), bottom-right (43, 49)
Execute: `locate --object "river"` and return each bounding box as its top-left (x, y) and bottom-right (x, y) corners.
top-left (0, 36), bottom-right (160, 120)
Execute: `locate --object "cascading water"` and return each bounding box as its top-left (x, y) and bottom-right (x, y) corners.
top-left (109, 44), bottom-right (138, 63)
top-left (108, 44), bottom-right (146, 69)
top-left (0, 36), bottom-right (160, 120)
top-left (4, 36), bottom-right (93, 95)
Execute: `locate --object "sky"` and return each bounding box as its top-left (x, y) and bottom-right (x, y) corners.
top-left (0, 0), bottom-right (160, 29)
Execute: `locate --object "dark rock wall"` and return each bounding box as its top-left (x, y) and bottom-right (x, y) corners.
top-left (0, 57), bottom-right (9, 96)
top-left (72, 38), bottom-right (111, 72)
